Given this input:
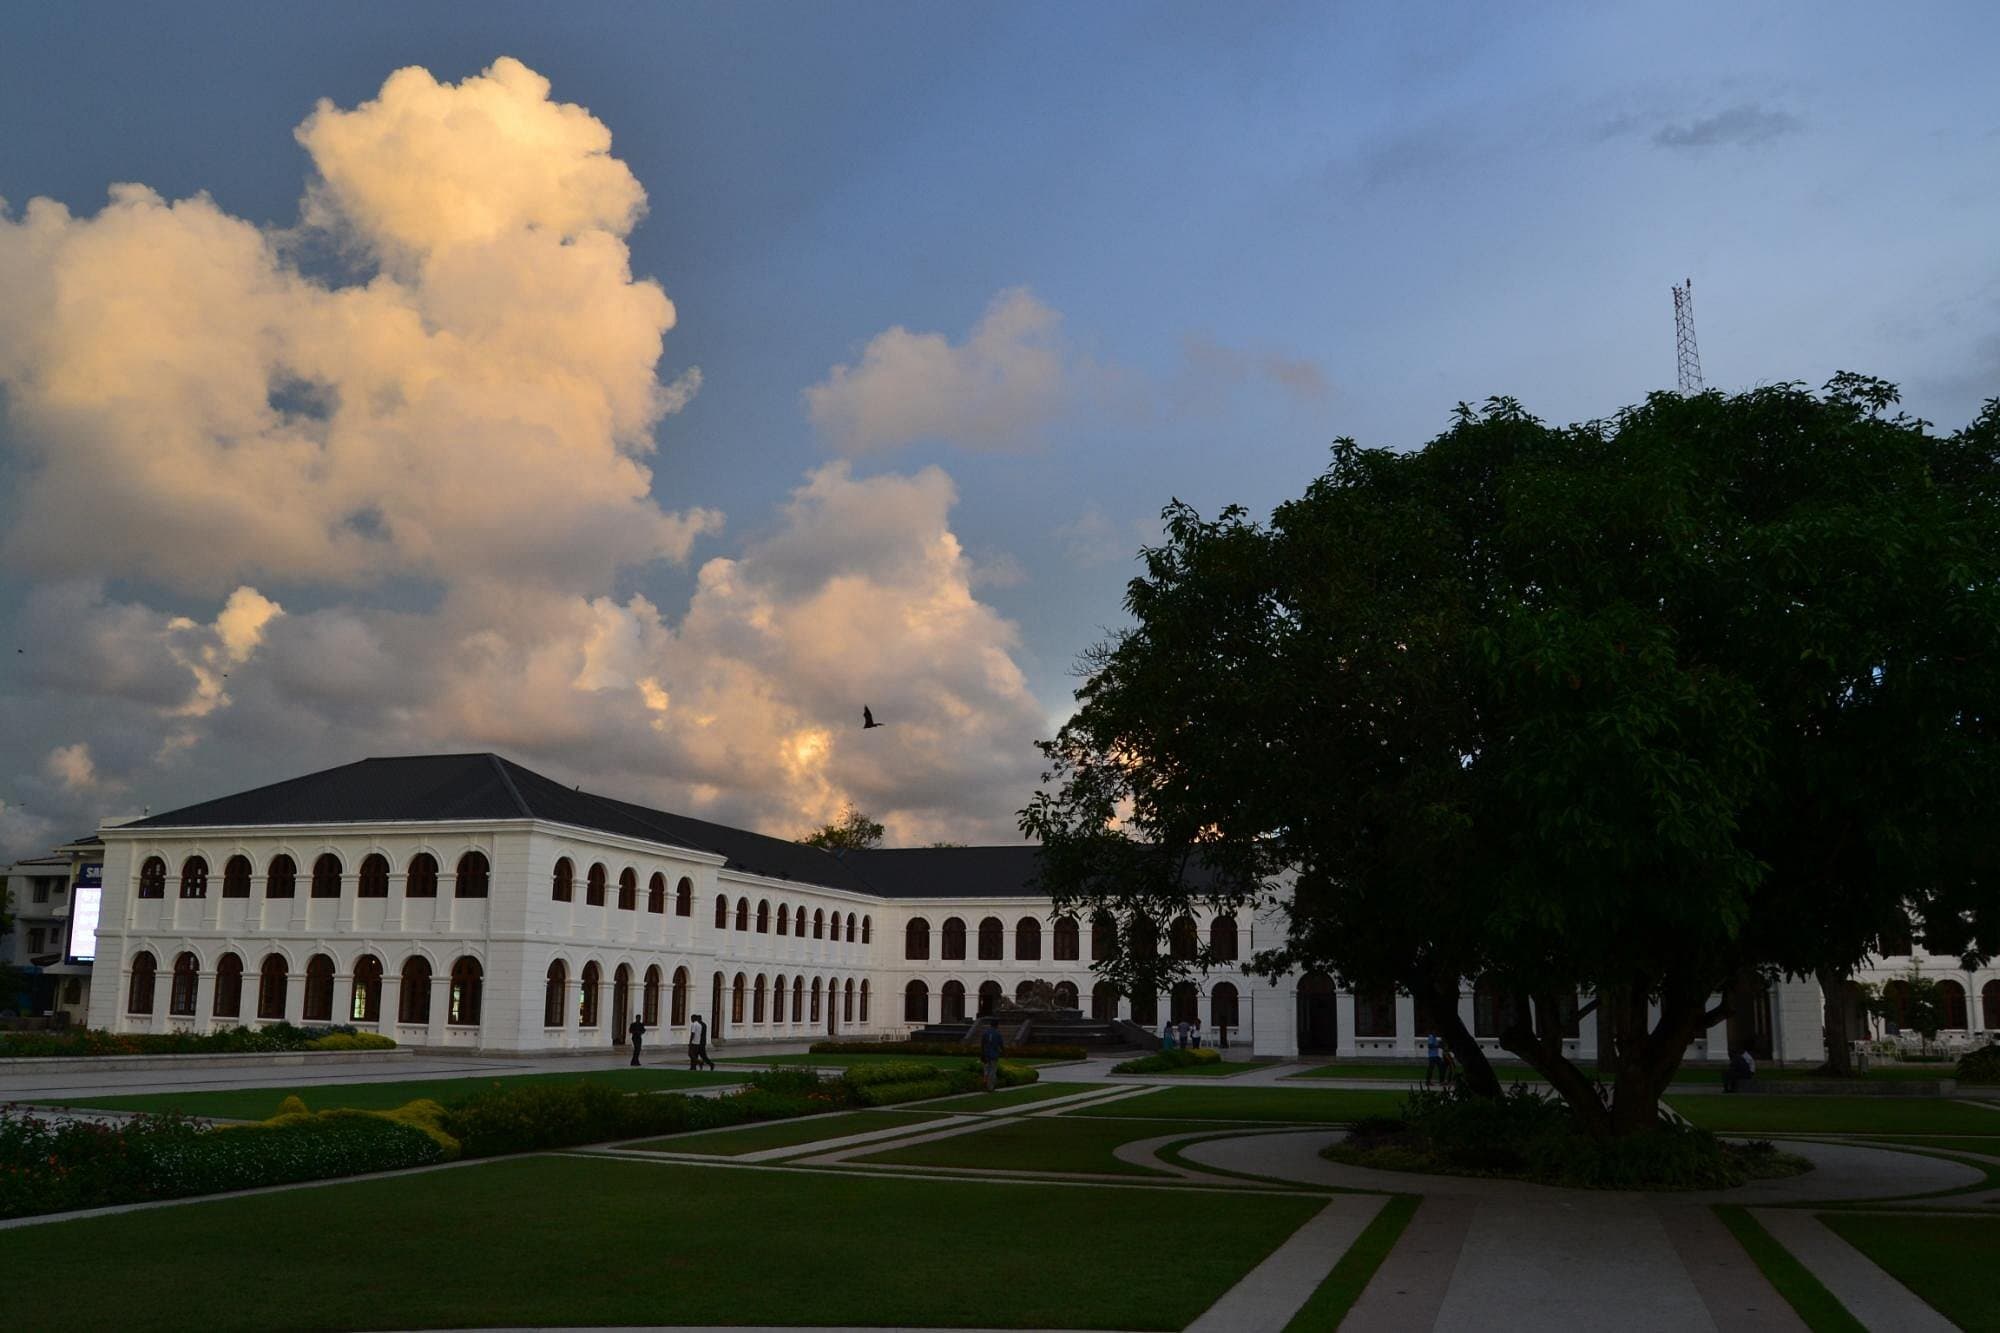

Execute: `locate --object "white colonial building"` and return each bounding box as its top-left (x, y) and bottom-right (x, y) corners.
top-left (78, 753), bottom-right (1997, 1064)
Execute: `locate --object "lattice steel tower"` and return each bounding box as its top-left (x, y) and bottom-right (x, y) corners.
top-left (1672, 278), bottom-right (1702, 393)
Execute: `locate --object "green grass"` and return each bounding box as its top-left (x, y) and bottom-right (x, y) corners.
top-left (36, 1066), bottom-right (744, 1120)
top-left (1, 1155), bottom-right (1323, 1331)
top-left (1279, 1196), bottom-right (1420, 1333)
top-left (1284, 1063), bottom-right (1956, 1085)
top-left (1856, 1134), bottom-right (2000, 1157)
top-left (855, 1114), bottom-right (1260, 1176)
top-left (931, 1082), bottom-right (1109, 1111)
top-left (628, 1109), bottom-right (944, 1155)
top-left (1670, 1095), bottom-right (2000, 1136)
top-left (1067, 1086), bottom-right (1406, 1123)
top-left (1714, 1206), bottom-right (1864, 1333)
top-left (1127, 1059), bottom-right (1256, 1077)
top-left (719, 1052), bottom-right (1056, 1069)
top-left (1821, 1213), bottom-right (2000, 1332)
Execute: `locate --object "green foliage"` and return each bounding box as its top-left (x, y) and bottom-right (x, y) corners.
top-left (0, 1022), bottom-right (393, 1058)
top-left (260, 1095), bottom-right (462, 1160)
top-left (304, 1032), bottom-right (398, 1051)
top-left (1113, 1047), bottom-right (1222, 1074)
top-left (840, 1059), bottom-right (1037, 1106)
top-left (808, 1039), bottom-right (1086, 1059)
top-left (798, 804), bottom-right (885, 850)
top-left (1954, 1044), bottom-right (2000, 1085)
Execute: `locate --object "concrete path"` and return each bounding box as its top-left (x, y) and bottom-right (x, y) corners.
top-left (1185, 1195), bottom-right (1386, 1333)
top-left (1753, 1209), bottom-right (1958, 1333)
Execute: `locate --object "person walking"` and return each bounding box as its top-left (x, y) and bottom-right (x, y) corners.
top-left (1160, 1020), bottom-right (1177, 1052)
top-left (628, 1011), bottom-right (647, 1067)
top-left (689, 1013), bottom-right (716, 1071)
top-left (1425, 1031), bottom-right (1444, 1087)
top-left (979, 1020), bottom-right (1005, 1092)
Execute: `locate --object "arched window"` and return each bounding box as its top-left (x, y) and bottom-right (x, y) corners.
top-left (311, 854), bottom-right (342, 899)
top-left (774, 974), bottom-right (788, 1023)
top-left (127, 950), bottom-right (158, 1014)
top-left (138, 856), bottom-right (167, 899)
top-left (942, 917), bottom-right (967, 960)
top-left (579, 962), bottom-right (602, 1027)
top-left (617, 868), bottom-right (637, 911)
top-left (811, 977), bottom-right (823, 1022)
top-left (358, 854), bottom-right (390, 899)
top-left (1092, 981), bottom-right (1118, 1021)
top-left (794, 905), bottom-right (808, 936)
top-left (1170, 915), bottom-right (1198, 961)
top-left (303, 953), bottom-right (336, 1021)
top-left (449, 956), bottom-right (482, 1025)
top-left (757, 900), bottom-right (771, 934)
top-left (179, 856), bottom-right (209, 899)
top-left (1356, 985), bottom-right (1397, 1038)
top-left (791, 975), bottom-right (803, 1020)
top-left (905, 978), bottom-right (929, 1022)
top-left (862, 916), bottom-right (872, 944)
top-left (545, 961), bottom-right (568, 1028)
top-left (1129, 985), bottom-right (1158, 1027)
top-left (711, 973), bottom-right (725, 1036)
top-left (351, 955), bottom-right (383, 1022)
top-left (977, 980), bottom-right (1003, 1016)
top-left (213, 952), bottom-right (243, 1018)
top-left (846, 913), bottom-right (857, 943)
top-left (647, 873), bottom-right (666, 914)
top-left (732, 973), bottom-right (747, 1026)
top-left (1015, 917), bottom-right (1042, 961)
top-left (266, 855), bottom-right (297, 899)
top-left (1131, 917), bottom-right (1158, 961)
top-left (906, 917), bottom-right (931, 960)
top-left (1985, 980), bottom-right (2000, 1030)
top-left (1171, 981), bottom-right (1200, 1024)
top-left (1937, 980), bottom-right (1969, 1030)
top-left (1209, 915), bottom-right (1239, 962)
top-left (454, 851), bottom-right (489, 899)
top-left (587, 864), bottom-right (607, 907)
top-left (736, 899), bottom-right (750, 931)
top-left (259, 953), bottom-right (290, 1019)
top-left (1091, 913), bottom-right (1116, 962)
top-left (1473, 977), bottom-right (1510, 1039)
top-left (613, 965), bottom-right (632, 1036)
top-left (222, 855), bottom-right (252, 898)
top-left (169, 952), bottom-right (199, 1015)
top-left (398, 956), bottom-right (431, 1024)
top-left (754, 974), bottom-right (768, 1023)
top-left (671, 967), bottom-right (690, 1025)
top-left (942, 980), bottom-right (967, 1023)
top-left (1054, 980), bottom-right (1079, 1010)
top-left (644, 965), bottom-right (662, 1024)
top-left (1052, 916), bottom-right (1079, 961)
top-left (778, 904), bottom-right (791, 935)
top-left (715, 895), bottom-right (730, 928)
top-left (859, 979), bottom-right (870, 1023)
top-left (675, 877), bottom-right (692, 916)
top-left (1212, 981), bottom-right (1240, 1028)
top-left (405, 853), bottom-right (438, 899)
top-left (552, 857), bottom-right (574, 902)
top-left (844, 978), bottom-right (855, 1023)
top-left (977, 917), bottom-right (1004, 961)
top-left (812, 908), bottom-right (824, 939)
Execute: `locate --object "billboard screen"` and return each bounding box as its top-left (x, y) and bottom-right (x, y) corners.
top-left (66, 863), bottom-right (103, 963)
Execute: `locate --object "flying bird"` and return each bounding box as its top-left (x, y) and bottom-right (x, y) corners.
top-left (862, 706), bottom-right (883, 730)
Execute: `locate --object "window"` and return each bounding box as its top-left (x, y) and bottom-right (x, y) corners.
top-left (405, 853), bottom-right (438, 898)
top-left (617, 868), bottom-right (637, 911)
top-left (1212, 981), bottom-right (1240, 1028)
top-left (1171, 981), bottom-right (1200, 1024)
top-left (812, 909), bottom-right (824, 939)
top-left (1128, 986), bottom-right (1157, 1026)
top-left (552, 857), bottom-right (574, 902)
top-left (843, 978), bottom-right (855, 1023)
top-left (732, 973), bottom-right (746, 1026)
top-left (398, 956), bottom-right (432, 1024)
top-left (1937, 980), bottom-right (1969, 1030)
top-left (613, 966), bottom-right (632, 1034)
top-left (455, 852), bottom-right (489, 899)
top-left (1052, 916), bottom-right (1079, 961)
top-left (1170, 915), bottom-right (1198, 961)
top-left (1985, 980), bottom-right (2000, 1031)
top-left (213, 953), bottom-right (243, 1018)
top-left (737, 900), bottom-right (750, 931)
top-left (942, 980), bottom-right (967, 1023)
top-left (862, 915), bottom-right (871, 945)
top-left (222, 855), bottom-right (252, 898)
top-left (647, 873), bottom-right (666, 914)
top-left (671, 967), bottom-right (690, 1025)
top-left (1130, 918), bottom-right (1158, 961)
top-left (977, 980), bottom-right (1002, 1016)
top-left (587, 864), bottom-right (607, 907)
top-left (1015, 917), bottom-right (1042, 961)
top-left (303, 953), bottom-right (336, 1021)
top-left (754, 975), bottom-right (768, 1023)
top-left (138, 856), bottom-right (167, 899)
top-left (756, 900), bottom-right (770, 933)
top-left (258, 954), bottom-right (289, 1019)
top-left (579, 962), bottom-right (601, 1027)
top-left (449, 957), bottom-right (482, 1025)
top-left (794, 905), bottom-right (807, 936)
top-left (358, 854), bottom-right (390, 898)
top-left (905, 917), bottom-right (931, 960)
top-left (715, 895), bottom-right (729, 928)
top-left (1054, 980), bottom-right (1079, 1010)
top-left (977, 917), bottom-right (1003, 961)
top-left (27, 927), bottom-right (43, 952)
top-left (1209, 915), bottom-right (1239, 962)
top-left (1091, 981), bottom-right (1118, 1022)
top-left (778, 904), bottom-right (791, 935)
top-left (179, 856), bottom-right (209, 899)
top-left (1473, 977), bottom-right (1511, 1039)
top-left (266, 854), bottom-right (297, 899)
top-left (810, 977), bottom-right (822, 1022)
top-left (942, 917), bottom-right (967, 960)
top-left (859, 980), bottom-right (869, 1023)
top-left (544, 961), bottom-right (568, 1027)
top-left (169, 952), bottom-right (199, 1015)
top-left (1355, 985), bottom-right (1397, 1038)
top-left (675, 877), bottom-right (693, 916)
top-left (773, 974), bottom-right (788, 1023)
top-left (846, 913), bottom-right (857, 943)
top-left (311, 854), bottom-right (342, 899)
top-left (32, 877), bottom-right (51, 903)
top-left (711, 973), bottom-right (725, 1036)
top-left (643, 965), bottom-right (662, 1024)
top-left (1091, 913), bottom-right (1116, 962)
top-left (128, 951), bottom-right (158, 1014)
top-left (351, 955), bottom-right (383, 1022)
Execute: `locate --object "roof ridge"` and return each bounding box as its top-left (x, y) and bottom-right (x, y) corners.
top-left (485, 753), bottom-right (534, 819)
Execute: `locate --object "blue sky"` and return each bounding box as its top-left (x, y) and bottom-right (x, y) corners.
top-left (1, 3), bottom-right (1995, 851)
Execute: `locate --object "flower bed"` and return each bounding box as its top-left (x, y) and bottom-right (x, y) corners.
top-left (0, 1023), bottom-right (395, 1058)
top-left (807, 1039), bottom-right (1087, 1060)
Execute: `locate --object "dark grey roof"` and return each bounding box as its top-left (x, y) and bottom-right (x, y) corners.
top-left (119, 753), bottom-right (1039, 897)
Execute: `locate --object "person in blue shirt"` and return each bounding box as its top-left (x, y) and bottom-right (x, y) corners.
top-left (1425, 1031), bottom-right (1444, 1087)
top-left (979, 1021), bottom-right (1005, 1091)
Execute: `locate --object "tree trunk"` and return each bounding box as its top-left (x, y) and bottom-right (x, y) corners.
top-left (1406, 974), bottom-right (1501, 1098)
top-left (1816, 965), bottom-right (1853, 1077)
top-left (1497, 989), bottom-right (1612, 1138)
top-left (1500, 975), bottom-right (1718, 1139)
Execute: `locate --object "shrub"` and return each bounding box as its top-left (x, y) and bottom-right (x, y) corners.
top-left (807, 1039), bottom-right (1087, 1060)
top-left (305, 1032), bottom-right (398, 1052)
top-left (841, 1059), bottom-right (1036, 1106)
top-left (261, 1096), bottom-right (462, 1160)
top-left (1113, 1047), bottom-right (1222, 1074)
top-left (1956, 1044), bottom-right (2000, 1085)
top-left (0, 1023), bottom-right (392, 1059)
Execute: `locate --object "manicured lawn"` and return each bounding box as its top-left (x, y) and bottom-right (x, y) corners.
top-left (1121, 1059), bottom-right (1258, 1077)
top-left (1821, 1213), bottom-right (2000, 1332)
top-left (1669, 1095), bottom-right (2000, 1136)
top-left (1068, 1086), bottom-right (1406, 1123)
top-left (1857, 1134), bottom-right (2000, 1157)
top-left (1284, 1063), bottom-right (1955, 1086)
top-left (37, 1067), bottom-right (743, 1120)
top-left (1280, 1196), bottom-right (1421, 1333)
top-left (933, 1082), bottom-right (1110, 1111)
top-left (629, 1109), bottom-right (944, 1155)
top-left (1287, 1062), bottom-right (1462, 1082)
top-left (1714, 1207), bottom-right (1864, 1333)
top-left (1, 1155), bottom-right (1323, 1331)
top-left (720, 1052), bottom-right (1056, 1069)
top-left (855, 1115), bottom-right (1260, 1176)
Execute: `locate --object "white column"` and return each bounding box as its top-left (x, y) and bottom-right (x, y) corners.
top-left (1250, 973), bottom-right (1293, 1058)
top-left (1394, 993), bottom-right (1417, 1056)
top-left (1335, 990), bottom-right (1358, 1058)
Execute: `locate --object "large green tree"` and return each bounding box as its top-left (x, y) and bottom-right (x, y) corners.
top-left (1024, 380), bottom-right (2000, 1137)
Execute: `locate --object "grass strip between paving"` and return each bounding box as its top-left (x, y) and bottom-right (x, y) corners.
top-left (1819, 1212), bottom-right (2000, 1333)
top-left (624, 1108), bottom-right (944, 1156)
top-left (1278, 1195), bottom-right (1419, 1333)
top-left (1713, 1206), bottom-right (1865, 1333)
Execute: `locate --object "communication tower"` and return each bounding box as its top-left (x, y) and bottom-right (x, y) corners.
top-left (1672, 278), bottom-right (1702, 393)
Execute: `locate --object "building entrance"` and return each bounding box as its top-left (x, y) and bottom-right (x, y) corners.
top-left (1297, 973), bottom-right (1337, 1053)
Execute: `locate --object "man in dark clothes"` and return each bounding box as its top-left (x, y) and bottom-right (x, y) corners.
top-left (628, 1012), bottom-right (646, 1066)
top-left (689, 1013), bottom-right (716, 1071)
top-left (979, 1021), bottom-right (1004, 1092)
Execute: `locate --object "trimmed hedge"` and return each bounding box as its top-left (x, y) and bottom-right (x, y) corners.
top-left (0, 1022), bottom-right (394, 1059)
top-left (847, 1060), bottom-right (1038, 1107)
top-left (1114, 1047), bottom-right (1222, 1074)
top-left (808, 1039), bottom-right (1087, 1060)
